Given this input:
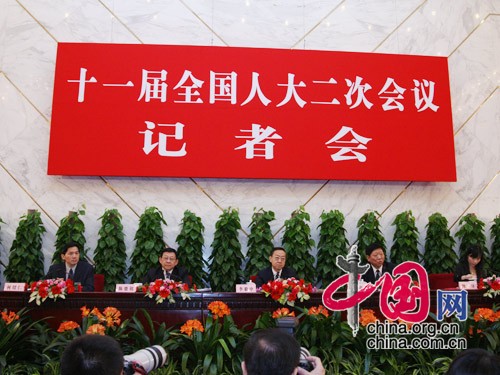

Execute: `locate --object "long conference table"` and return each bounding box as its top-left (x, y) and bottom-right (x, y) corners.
top-left (0, 289), bottom-right (496, 329)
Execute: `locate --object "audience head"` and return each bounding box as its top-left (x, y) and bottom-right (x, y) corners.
top-left (446, 348), bottom-right (500, 375)
top-left (61, 334), bottom-right (124, 375)
top-left (242, 328), bottom-right (300, 375)
top-left (159, 247), bottom-right (179, 272)
top-left (269, 247), bottom-right (287, 272)
top-left (365, 243), bottom-right (385, 268)
top-left (61, 242), bottom-right (81, 267)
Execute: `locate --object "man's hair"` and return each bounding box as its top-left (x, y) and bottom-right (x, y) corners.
top-left (365, 242), bottom-right (384, 256)
top-left (243, 328), bottom-right (300, 375)
top-left (270, 247), bottom-right (287, 257)
top-left (159, 247), bottom-right (178, 258)
top-left (62, 241), bottom-right (80, 255)
top-left (446, 348), bottom-right (500, 375)
top-left (61, 334), bottom-right (123, 375)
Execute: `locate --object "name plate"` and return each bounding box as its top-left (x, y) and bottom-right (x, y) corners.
top-left (115, 284), bottom-right (139, 293)
top-left (236, 283), bottom-right (257, 293)
top-left (458, 281), bottom-right (477, 290)
top-left (3, 282), bottom-right (27, 292)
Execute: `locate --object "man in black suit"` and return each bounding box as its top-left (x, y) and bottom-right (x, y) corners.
top-left (143, 247), bottom-right (190, 285)
top-left (45, 242), bottom-right (94, 291)
top-left (361, 243), bottom-right (395, 284)
top-left (255, 247), bottom-right (298, 288)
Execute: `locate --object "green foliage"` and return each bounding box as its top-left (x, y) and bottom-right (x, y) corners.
top-left (455, 213), bottom-right (488, 261)
top-left (281, 206), bottom-right (316, 282)
top-left (176, 210), bottom-right (208, 288)
top-left (491, 215), bottom-right (500, 275)
top-left (4, 211), bottom-right (46, 283)
top-left (52, 208), bottom-right (86, 264)
top-left (208, 208), bottom-right (244, 292)
top-left (423, 213), bottom-right (457, 273)
top-left (129, 207), bottom-right (167, 283)
top-left (390, 210), bottom-right (420, 264)
top-left (169, 311), bottom-right (248, 375)
top-left (125, 308), bottom-right (176, 355)
top-left (316, 210), bottom-right (349, 286)
top-left (245, 209), bottom-right (275, 280)
top-left (94, 209), bottom-right (127, 291)
top-left (0, 308), bottom-right (47, 372)
top-left (356, 211), bottom-right (385, 256)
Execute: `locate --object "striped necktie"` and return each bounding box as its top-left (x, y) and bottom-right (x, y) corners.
top-left (275, 271), bottom-right (280, 280)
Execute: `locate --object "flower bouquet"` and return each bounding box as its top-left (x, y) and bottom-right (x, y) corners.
top-left (142, 279), bottom-right (197, 304)
top-left (479, 275), bottom-right (500, 298)
top-left (261, 277), bottom-right (313, 306)
top-left (28, 279), bottom-right (75, 305)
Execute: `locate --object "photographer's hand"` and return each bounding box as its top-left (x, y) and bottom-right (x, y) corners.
top-left (296, 356), bottom-right (325, 375)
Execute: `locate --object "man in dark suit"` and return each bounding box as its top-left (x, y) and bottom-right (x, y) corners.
top-left (361, 243), bottom-right (395, 284)
top-left (143, 247), bottom-right (190, 285)
top-left (45, 242), bottom-right (94, 291)
top-left (255, 247), bottom-right (298, 288)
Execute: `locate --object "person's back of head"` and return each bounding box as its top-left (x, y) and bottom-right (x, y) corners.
top-left (61, 334), bottom-right (123, 375)
top-left (446, 348), bottom-right (500, 375)
top-left (242, 328), bottom-right (300, 375)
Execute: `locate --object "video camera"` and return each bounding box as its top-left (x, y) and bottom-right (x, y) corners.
top-left (123, 345), bottom-right (167, 375)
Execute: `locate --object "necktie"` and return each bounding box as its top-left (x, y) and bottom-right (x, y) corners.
top-left (375, 269), bottom-right (381, 280)
top-left (275, 272), bottom-right (280, 280)
top-left (68, 268), bottom-right (74, 280)
top-left (164, 270), bottom-right (171, 280)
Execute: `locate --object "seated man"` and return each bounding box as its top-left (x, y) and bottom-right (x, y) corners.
top-left (61, 334), bottom-right (124, 375)
top-left (143, 247), bottom-right (190, 285)
top-left (45, 242), bottom-right (94, 291)
top-left (361, 243), bottom-right (395, 284)
top-left (255, 247), bottom-right (298, 288)
top-left (242, 328), bottom-right (325, 375)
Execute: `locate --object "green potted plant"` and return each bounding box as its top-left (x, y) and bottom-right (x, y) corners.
top-left (52, 209), bottom-right (87, 264)
top-left (128, 207), bottom-right (166, 283)
top-left (208, 208), bottom-right (244, 292)
top-left (455, 213), bottom-right (488, 262)
top-left (356, 210), bottom-right (385, 255)
top-left (390, 210), bottom-right (420, 264)
top-left (245, 209), bottom-right (275, 281)
top-left (423, 213), bottom-right (457, 274)
top-left (491, 215), bottom-right (500, 275)
top-left (94, 209), bottom-right (127, 291)
top-left (176, 210), bottom-right (208, 288)
top-left (4, 210), bottom-right (46, 283)
top-left (281, 206), bottom-right (315, 282)
top-left (316, 210), bottom-right (349, 286)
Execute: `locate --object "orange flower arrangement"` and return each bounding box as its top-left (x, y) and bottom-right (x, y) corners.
top-left (208, 301), bottom-right (231, 318)
top-left (180, 319), bottom-right (205, 336)
top-left (1, 309), bottom-right (20, 325)
top-left (102, 307), bottom-right (122, 327)
top-left (473, 308), bottom-right (500, 323)
top-left (360, 309), bottom-right (379, 327)
top-left (142, 279), bottom-right (197, 304)
top-left (261, 278), bottom-right (314, 306)
top-left (86, 323), bottom-right (106, 335)
top-left (307, 305), bottom-right (329, 318)
top-left (57, 320), bottom-right (80, 333)
top-left (272, 307), bottom-right (295, 318)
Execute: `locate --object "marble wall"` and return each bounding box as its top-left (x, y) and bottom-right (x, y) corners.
top-left (0, 0), bottom-right (498, 284)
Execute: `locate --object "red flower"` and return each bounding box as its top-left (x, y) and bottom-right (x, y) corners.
top-left (159, 289), bottom-right (171, 298)
top-left (38, 287), bottom-right (48, 298)
top-left (51, 285), bottom-right (62, 295)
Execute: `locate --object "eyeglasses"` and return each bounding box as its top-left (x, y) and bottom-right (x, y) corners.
top-left (161, 257), bottom-right (177, 261)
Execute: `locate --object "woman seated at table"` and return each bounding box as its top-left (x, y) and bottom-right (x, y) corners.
top-left (453, 245), bottom-right (484, 283)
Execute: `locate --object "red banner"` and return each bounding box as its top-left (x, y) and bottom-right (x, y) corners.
top-left (48, 43), bottom-right (456, 181)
